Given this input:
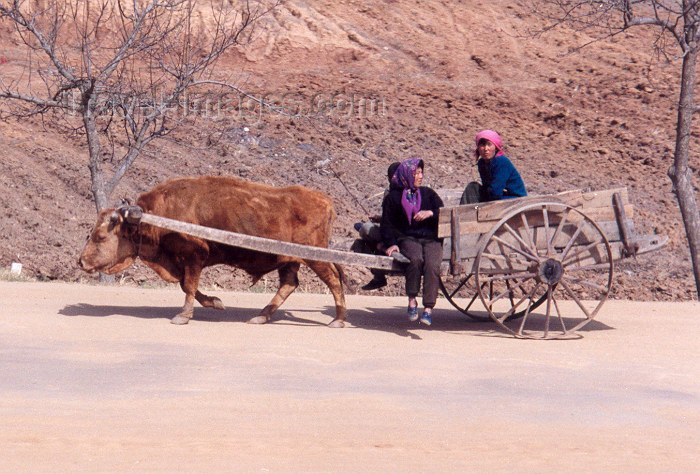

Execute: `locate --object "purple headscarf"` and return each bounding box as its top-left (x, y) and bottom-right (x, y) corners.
top-left (391, 158), bottom-right (423, 224)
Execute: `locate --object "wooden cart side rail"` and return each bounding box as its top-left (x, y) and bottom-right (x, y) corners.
top-left (137, 213), bottom-right (405, 271)
top-left (437, 204), bottom-right (634, 238)
top-left (437, 187), bottom-right (630, 238)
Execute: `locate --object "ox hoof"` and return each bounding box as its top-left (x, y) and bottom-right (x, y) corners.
top-left (205, 298), bottom-right (225, 310)
top-left (247, 315), bottom-right (269, 325)
top-left (171, 314), bottom-right (192, 325)
top-left (328, 319), bottom-right (345, 328)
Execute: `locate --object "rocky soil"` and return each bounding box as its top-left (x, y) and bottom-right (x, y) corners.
top-left (0, 0), bottom-right (697, 300)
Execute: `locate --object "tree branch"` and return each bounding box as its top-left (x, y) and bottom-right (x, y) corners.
top-left (0, 1), bottom-right (76, 82)
top-left (626, 16), bottom-right (686, 49)
top-left (0, 89), bottom-right (66, 109)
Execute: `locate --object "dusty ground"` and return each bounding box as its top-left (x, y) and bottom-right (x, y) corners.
top-left (0, 0), bottom-right (697, 300)
top-left (1, 281), bottom-right (698, 472)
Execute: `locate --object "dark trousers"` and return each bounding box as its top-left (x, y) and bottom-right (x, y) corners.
top-left (460, 181), bottom-right (486, 204)
top-left (398, 237), bottom-right (442, 308)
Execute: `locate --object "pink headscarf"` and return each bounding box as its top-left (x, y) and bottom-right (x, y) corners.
top-left (474, 129), bottom-right (505, 160)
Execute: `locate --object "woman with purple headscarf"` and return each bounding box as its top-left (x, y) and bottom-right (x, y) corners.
top-left (380, 158), bottom-right (443, 325)
top-left (460, 129), bottom-right (527, 204)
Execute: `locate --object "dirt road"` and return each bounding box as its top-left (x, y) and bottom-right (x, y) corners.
top-left (1, 281), bottom-right (698, 472)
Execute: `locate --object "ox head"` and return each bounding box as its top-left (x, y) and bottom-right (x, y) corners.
top-left (78, 207), bottom-right (139, 274)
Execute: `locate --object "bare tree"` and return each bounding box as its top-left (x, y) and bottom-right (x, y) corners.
top-left (0, 0), bottom-right (278, 211)
top-left (533, 0), bottom-right (700, 298)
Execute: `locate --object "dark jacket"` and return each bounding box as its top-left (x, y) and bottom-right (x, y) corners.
top-left (381, 187), bottom-right (444, 247)
top-left (478, 154), bottom-right (527, 201)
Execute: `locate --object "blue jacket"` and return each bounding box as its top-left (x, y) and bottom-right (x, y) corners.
top-left (477, 155), bottom-right (527, 200)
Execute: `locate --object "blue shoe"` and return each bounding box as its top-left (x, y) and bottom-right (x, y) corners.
top-left (407, 306), bottom-right (419, 322)
top-left (420, 310), bottom-right (432, 326)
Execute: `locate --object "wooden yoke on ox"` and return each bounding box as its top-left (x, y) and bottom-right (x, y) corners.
top-left (117, 205), bottom-right (408, 272)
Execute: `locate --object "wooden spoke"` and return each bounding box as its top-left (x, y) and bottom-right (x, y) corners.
top-left (520, 212), bottom-right (536, 250)
top-left (561, 220), bottom-right (586, 261)
top-left (563, 262), bottom-right (613, 272)
top-left (550, 209), bottom-right (570, 251)
top-left (560, 279), bottom-right (592, 319)
top-left (553, 296), bottom-right (567, 333)
top-left (562, 239), bottom-right (605, 266)
top-left (489, 285), bottom-right (514, 308)
top-left (506, 274), bottom-right (534, 305)
top-left (497, 243), bottom-right (527, 285)
top-left (497, 282), bottom-right (541, 323)
top-left (543, 285), bottom-right (553, 339)
top-left (492, 235), bottom-right (540, 262)
top-left (562, 276), bottom-right (609, 292)
top-left (505, 279), bottom-right (516, 307)
top-left (481, 252), bottom-right (529, 268)
top-left (438, 275), bottom-right (490, 322)
top-left (490, 243), bottom-right (510, 274)
top-left (542, 207), bottom-right (553, 255)
top-left (480, 271), bottom-right (538, 282)
top-left (448, 274), bottom-right (473, 298)
top-left (496, 239), bottom-right (525, 270)
top-left (496, 239), bottom-right (529, 279)
top-left (517, 306), bottom-right (530, 336)
top-left (463, 290), bottom-right (480, 312)
top-left (516, 282), bottom-right (543, 335)
top-left (503, 223), bottom-right (539, 260)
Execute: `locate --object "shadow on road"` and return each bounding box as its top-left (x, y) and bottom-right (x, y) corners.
top-left (58, 301), bottom-right (615, 340)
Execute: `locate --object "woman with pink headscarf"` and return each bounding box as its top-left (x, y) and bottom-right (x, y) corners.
top-left (460, 130), bottom-right (527, 204)
top-left (381, 158), bottom-right (444, 326)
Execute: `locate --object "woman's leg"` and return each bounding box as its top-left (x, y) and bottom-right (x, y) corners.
top-left (398, 237), bottom-right (423, 301)
top-left (460, 181), bottom-right (483, 205)
top-left (421, 239), bottom-right (443, 309)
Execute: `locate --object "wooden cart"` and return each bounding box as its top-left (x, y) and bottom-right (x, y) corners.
top-left (435, 187), bottom-right (666, 339)
top-left (124, 187), bottom-right (665, 339)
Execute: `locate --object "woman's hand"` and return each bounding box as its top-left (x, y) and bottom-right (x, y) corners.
top-left (385, 245), bottom-right (400, 257)
top-left (413, 210), bottom-right (434, 222)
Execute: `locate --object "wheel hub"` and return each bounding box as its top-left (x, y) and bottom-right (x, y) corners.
top-left (538, 258), bottom-right (563, 285)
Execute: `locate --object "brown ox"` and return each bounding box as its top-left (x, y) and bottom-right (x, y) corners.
top-left (78, 176), bottom-right (347, 327)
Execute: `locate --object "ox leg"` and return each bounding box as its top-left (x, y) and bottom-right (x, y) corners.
top-left (148, 255), bottom-right (222, 310)
top-left (248, 263), bottom-right (300, 324)
top-left (172, 265), bottom-right (204, 325)
top-left (195, 290), bottom-right (225, 310)
top-left (306, 262), bottom-right (347, 328)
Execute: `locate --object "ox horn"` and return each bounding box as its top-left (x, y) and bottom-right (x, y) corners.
top-left (115, 203), bottom-right (144, 224)
top-left (108, 210), bottom-right (121, 229)
top-left (122, 205), bottom-right (143, 225)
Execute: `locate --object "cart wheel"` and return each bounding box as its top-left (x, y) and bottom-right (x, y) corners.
top-left (439, 274), bottom-right (547, 322)
top-left (474, 202), bottom-right (613, 339)
top-left (439, 273), bottom-right (489, 321)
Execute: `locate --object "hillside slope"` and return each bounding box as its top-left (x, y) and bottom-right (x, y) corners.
top-left (0, 0), bottom-right (696, 299)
